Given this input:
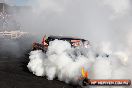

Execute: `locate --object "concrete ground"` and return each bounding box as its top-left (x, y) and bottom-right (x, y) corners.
top-left (0, 55), bottom-right (77, 88)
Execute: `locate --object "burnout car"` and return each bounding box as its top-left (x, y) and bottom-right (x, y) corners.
top-left (32, 35), bottom-right (90, 52)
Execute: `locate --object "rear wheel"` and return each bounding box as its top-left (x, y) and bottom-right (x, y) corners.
top-left (32, 47), bottom-right (37, 51)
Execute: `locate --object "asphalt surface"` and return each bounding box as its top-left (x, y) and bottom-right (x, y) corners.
top-left (0, 55), bottom-right (77, 88)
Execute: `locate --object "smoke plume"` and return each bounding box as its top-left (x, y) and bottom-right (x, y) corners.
top-left (27, 39), bottom-right (130, 88)
top-left (28, 40), bottom-right (94, 83)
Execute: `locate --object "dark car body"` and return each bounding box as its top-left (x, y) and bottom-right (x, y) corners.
top-left (32, 35), bottom-right (90, 52)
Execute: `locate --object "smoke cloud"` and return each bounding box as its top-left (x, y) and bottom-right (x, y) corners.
top-left (103, 0), bottom-right (130, 19)
top-left (27, 39), bottom-right (130, 88)
top-left (28, 40), bottom-right (94, 83)
top-left (11, 0), bottom-right (132, 44)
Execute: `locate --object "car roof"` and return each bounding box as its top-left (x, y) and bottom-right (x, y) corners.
top-left (48, 35), bottom-right (86, 41)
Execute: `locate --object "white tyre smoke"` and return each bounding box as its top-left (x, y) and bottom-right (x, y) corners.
top-left (27, 40), bottom-right (129, 87)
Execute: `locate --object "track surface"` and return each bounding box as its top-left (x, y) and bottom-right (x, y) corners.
top-left (0, 55), bottom-right (75, 88)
